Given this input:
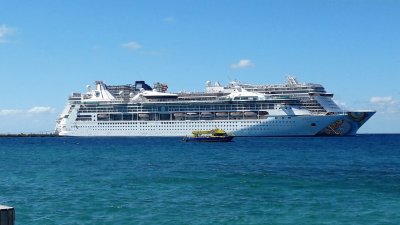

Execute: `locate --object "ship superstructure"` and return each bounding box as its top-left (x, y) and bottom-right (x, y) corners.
top-left (204, 76), bottom-right (375, 135)
top-left (56, 77), bottom-right (374, 136)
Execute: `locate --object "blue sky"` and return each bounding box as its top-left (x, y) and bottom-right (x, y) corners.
top-left (0, 0), bottom-right (399, 133)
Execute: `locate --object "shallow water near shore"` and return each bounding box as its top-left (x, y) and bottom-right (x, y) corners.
top-left (1, 134), bottom-right (399, 224)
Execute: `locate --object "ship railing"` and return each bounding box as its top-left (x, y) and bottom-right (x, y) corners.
top-left (76, 103), bottom-right (278, 113)
top-left (78, 97), bottom-right (302, 105)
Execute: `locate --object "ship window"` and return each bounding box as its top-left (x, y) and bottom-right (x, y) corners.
top-left (311, 123), bottom-right (316, 127)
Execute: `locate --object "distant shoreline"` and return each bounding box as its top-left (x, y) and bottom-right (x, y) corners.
top-left (0, 133), bottom-right (59, 137)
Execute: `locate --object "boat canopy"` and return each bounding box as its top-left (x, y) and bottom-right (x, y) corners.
top-left (192, 129), bottom-right (227, 135)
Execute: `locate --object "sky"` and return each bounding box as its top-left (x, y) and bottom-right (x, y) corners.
top-left (0, 0), bottom-right (399, 133)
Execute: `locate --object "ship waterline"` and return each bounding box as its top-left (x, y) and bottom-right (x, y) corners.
top-left (56, 77), bottom-right (375, 137)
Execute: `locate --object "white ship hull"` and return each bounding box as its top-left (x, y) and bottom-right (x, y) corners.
top-left (56, 78), bottom-right (375, 137)
top-left (58, 115), bottom-right (344, 137)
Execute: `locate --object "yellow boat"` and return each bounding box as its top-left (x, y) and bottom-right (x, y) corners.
top-left (183, 129), bottom-right (234, 142)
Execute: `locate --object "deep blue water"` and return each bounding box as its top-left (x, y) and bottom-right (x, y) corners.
top-left (1, 135), bottom-right (400, 224)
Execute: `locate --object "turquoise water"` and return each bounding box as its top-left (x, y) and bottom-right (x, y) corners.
top-left (1, 135), bottom-right (400, 224)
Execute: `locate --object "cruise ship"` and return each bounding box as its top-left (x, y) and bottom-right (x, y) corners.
top-left (55, 77), bottom-right (375, 136)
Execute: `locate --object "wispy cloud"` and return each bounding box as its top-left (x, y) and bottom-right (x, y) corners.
top-left (27, 106), bottom-right (55, 114)
top-left (164, 16), bottom-right (175, 23)
top-left (0, 107), bottom-right (56, 133)
top-left (0, 24), bottom-right (15, 43)
top-left (370, 96), bottom-right (395, 105)
top-left (0, 109), bottom-right (23, 116)
top-left (0, 106), bottom-right (55, 116)
top-left (120, 41), bottom-right (166, 56)
top-left (231, 59), bottom-right (254, 69)
top-left (368, 96), bottom-right (399, 116)
top-left (121, 41), bottom-right (142, 50)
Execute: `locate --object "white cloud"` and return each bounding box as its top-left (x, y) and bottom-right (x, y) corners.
top-left (0, 24), bottom-right (13, 38)
top-left (164, 16), bottom-right (175, 23)
top-left (0, 109), bottom-right (23, 116)
top-left (368, 96), bottom-right (400, 117)
top-left (27, 106), bottom-right (55, 114)
top-left (121, 41), bottom-right (142, 50)
top-left (370, 96), bottom-right (395, 105)
top-left (0, 107), bottom-right (55, 116)
top-left (0, 108), bottom-right (57, 133)
top-left (231, 59), bottom-right (254, 69)
top-left (0, 24), bottom-right (15, 43)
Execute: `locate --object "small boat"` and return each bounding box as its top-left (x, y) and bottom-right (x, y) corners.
top-left (97, 114), bottom-right (109, 118)
top-left (230, 112), bottom-right (243, 117)
top-left (138, 113), bottom-right (150, 120)
top-left (200, 112), bottom-right (213, 118)
top-left (183, 129), bottom-right (234, 142)
top-left (174, 112), bottom-right (185, 117)
top-left (138, 113), bottom-right (149, 118)
top-left (215, 112), bottom-right (228, 117)
top-left (244, 111), bottom-right (257, 117)
top-left (186, 112), bottom-right (198, 118)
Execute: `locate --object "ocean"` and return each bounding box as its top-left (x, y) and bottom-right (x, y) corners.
top-left (1, 135), bottom-right (399, 224)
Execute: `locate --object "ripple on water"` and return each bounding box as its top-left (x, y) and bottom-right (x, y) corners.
top-left (0, 135), bottom-right (400, 224)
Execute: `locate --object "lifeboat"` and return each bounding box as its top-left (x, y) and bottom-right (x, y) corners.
top-left (215, 112), bottom-right (228, 117)
top-left (200, 112), bottom-right (213, 118)
top-left (174, 112), bottom-right (185, 117)
top-left (186, 112), bottom-right (198, 118)
top-left (259, 111), bottom-right (269, 116)
top-left (138, 113), bottom-right (150, 120)
top-left (97, 114), bottom-right (109, 118)
top-left (230, 112), bottom-right (243, 117)
top-left (244, 112), bottom-right (257, 117)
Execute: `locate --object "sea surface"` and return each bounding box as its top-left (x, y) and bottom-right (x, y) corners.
top-left (0, 134), bottom-right (399, 225)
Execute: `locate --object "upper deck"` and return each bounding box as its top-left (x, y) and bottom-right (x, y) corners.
top-left (66, 77), bottom-right (336, 115)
